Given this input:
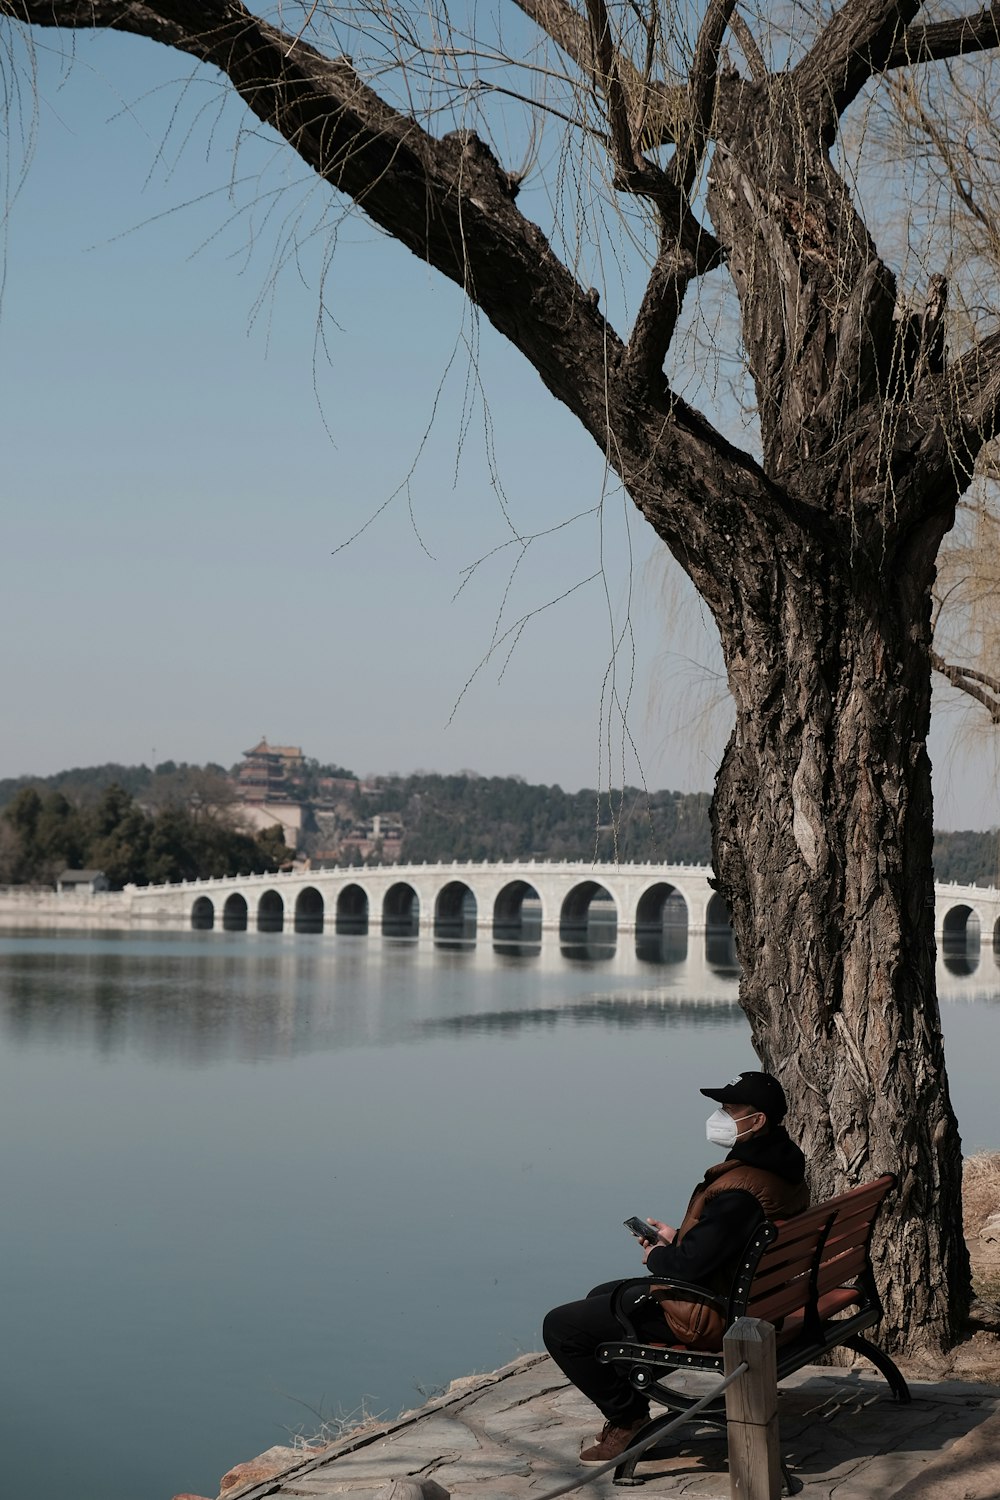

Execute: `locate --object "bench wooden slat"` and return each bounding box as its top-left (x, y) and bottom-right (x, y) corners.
top-left (750, 1285), bottom-right (819, 1323)
top-left (825, 1193), bottom-right (889, 1229)
top-left (812, 1176), bottom-right (894, 1212)
top-left (746, 1267), bottom-right (814, 1305)
top-left (745, 1262), bottom-right (817, 1307)
top-left (815, 1248), bottom-right (869, 1292)
top-left (750, 1252), bottom-right (820, 1287)
top-left (822, 1214), bottom-right (880, 1247)
top-left (771, 1207), bottom-right (838, 1240)
top-left (755, 1230), bottom-right (826, 1268)
top-left (752, 1216), bottom-right (831, 1259)
top-left (751, 1243), bottom-right (819, 1278)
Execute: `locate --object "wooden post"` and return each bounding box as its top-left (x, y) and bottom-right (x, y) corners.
top-left (724, 1316), bottom-right (781, 1500)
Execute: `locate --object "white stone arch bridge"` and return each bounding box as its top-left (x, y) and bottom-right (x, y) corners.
top-left (126, 860), bottom-right (720, 943)
top-left (120, 862), bottom-right (1000, 952)
top-left (934, 881), bottom-right (1000, 952)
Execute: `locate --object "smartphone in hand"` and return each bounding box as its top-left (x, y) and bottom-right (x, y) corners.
top-left (623, 1215), bottom-right (659, 1242)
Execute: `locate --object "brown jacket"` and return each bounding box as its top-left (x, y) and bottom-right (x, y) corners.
top-left (651, 1154), bottom-right (809, 1350)
top-left (678, 1158), bottom-right (810, 1236)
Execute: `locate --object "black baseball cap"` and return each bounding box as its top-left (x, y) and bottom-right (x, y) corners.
top-left (700, 1071), bottom-right (787, 1122)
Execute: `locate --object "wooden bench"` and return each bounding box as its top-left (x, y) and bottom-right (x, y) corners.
top-left (596, 1174), bottom-right (910, 1491)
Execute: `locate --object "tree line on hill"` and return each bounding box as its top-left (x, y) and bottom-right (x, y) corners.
top-left (0, 759), bottom-right (233, 808)
top-left (358, 773), bottom-right (715, 865)
top-left (0, 783), bottom-right (291, 889)
top-left (0, 755), bottom-right (359, 810)
top-left (0, 762), bottom-right (997, 887)
top-left (931, 829), bottom-right (1000, 888)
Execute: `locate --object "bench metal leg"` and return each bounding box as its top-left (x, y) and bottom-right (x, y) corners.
top-left (780, 1453), bottom-right (804, 1495)
top-left (843, 1333), bottom-right (912, 1403)
top-left (610, 1408), bottom-right (805, 1493)
top-left (612, 1411), bottom-right (675, 1486)
top-left (611, 1408), bottom-right (727, 1486)
top-left (610, 1394), bottom-right (808, 1494)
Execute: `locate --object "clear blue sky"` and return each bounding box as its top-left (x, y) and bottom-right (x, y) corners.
top-left (1, 22), bottom-right (996, 827)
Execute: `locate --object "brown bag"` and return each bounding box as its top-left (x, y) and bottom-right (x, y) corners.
top-left (649, 1286), bottom-right (726, 1351)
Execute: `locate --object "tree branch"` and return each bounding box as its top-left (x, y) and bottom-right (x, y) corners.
top-left (509, 0), bottom-right (726, 386)
top-left (0, 1), bottom-right (202, 52)
top-left (931, 650), bottom-right (1000, 723)
top-left (624, 216), bottom-right (722, 387)
top-left (509, 0), bottom-right (652, 119)
top-left (510, 0), bottom-right (705, 153)
top-left (672, 0), bottom-right (737, 192)
top-left (1, 0), bottom-right (781, 574)
top-left (885, 3), bottom-right (1000, 70)
top-left (791, 0), bottom-right (1000, 128)
top-left (624, 229), bottom-right (694, 386)
top-left (728, 10), bottom-right (767, 84)
top-left (793, 0), bottom-right (924, 129)
top-left (583, 0), bottom-right (641, 171)
top-left (556, 0), bottom-right (734, 384)
top-left (508, 0), bottom-right (602, 81)
top-left (3, 2), bottom-right (628, 417)
top-left (943, 330), bottom-right (1000, 472)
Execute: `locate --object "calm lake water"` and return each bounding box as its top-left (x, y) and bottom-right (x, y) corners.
top-left (1, 928), bottom-right (998, 1500)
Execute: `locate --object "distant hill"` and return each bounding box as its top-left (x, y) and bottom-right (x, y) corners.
top-left (359, 773), bottom-right (714, 865)
top-left (0, 778), bottom-right (291, 889)
top-left (0, 762), bottom-right (158, 805)
top-left (0, 762), bottom-right (715, 866)
top-left (932, 829), bottom-right (1000, 887)
top-left (0, 760), bottom-right (228, 807)
top-left (2, 761), bottom-right (997, 883)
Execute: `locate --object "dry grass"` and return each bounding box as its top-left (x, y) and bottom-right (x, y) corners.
top-left (286, 1399), bottom-right (388, 1456)
top-left (964, 1152), bottom-right (1000, 1306)
top-left (964, 1152), bottom-right (1000, 1236)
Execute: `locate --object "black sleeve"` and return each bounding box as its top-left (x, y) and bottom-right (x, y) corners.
top-left (644, 1190), bottom-right (765, 1285)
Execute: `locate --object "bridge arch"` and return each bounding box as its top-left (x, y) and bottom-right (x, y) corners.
top-left (294, 886), bottom-right (324, 934)
top-left (222, 893), bottom-right (248, 932)
top-left (191, 895), bottom-right (214, 931)
top-left (336, 883), bottom-right (369, 935)
top-left (704, 891), bottom-right (738, 971)
top-left (942, 904), bottom-right (981, 944)
top-left (995, 916), bottom-right (1000, 954)
top-left (383, 881), bottom-right (419, 937)
top-left (257, 889), bottom-right (284, 933)
top-left (706, 892), bottom-right (732, 930)
top-left (635, 882), bottom-right (688, 961)
top-left (941, 903), bottom-right (981, 976)
top-left (559, 881), bottom-right (617, 954)
top-left (492, 880), bottom-right (542, 952)
top-left (434, 880), bottom-right (476, 943)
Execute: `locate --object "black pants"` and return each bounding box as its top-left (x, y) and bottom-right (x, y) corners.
top-left (542, 1279), bottom-right (665, 1425)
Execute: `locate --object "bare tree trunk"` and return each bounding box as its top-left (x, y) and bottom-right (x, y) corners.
top-left (709, 521), bottom-right (970, 1351)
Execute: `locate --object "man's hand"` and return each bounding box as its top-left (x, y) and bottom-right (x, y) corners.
top-left (639, 1218), bottom-right (676, 1262)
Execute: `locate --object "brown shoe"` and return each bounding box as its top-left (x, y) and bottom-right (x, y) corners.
top-left (579, 1415), bottom-right (648, 1463)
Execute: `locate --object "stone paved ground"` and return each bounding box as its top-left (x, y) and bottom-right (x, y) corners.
top-left (218, 1353), bottom-right (1000, 1500)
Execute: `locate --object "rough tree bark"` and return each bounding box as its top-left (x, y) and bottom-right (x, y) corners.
top-left (6, 0), bottom-right (1000, 1349)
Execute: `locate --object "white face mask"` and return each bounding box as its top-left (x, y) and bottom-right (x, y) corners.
top-left (706, 1108), bottom-right (762, 1147)
top-left (705, 1109), bottom-right (739, 1147)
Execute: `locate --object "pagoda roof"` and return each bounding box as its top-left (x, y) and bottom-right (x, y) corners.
top-left (243, 738), bottom-right (303, 759)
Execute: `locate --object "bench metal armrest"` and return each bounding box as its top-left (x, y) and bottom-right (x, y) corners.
top-left (607, 1275), bottom-right (727, 1340)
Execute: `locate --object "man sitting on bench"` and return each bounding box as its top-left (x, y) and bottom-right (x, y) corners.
top-left (542, 1070), bottom-right (809, 1465)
